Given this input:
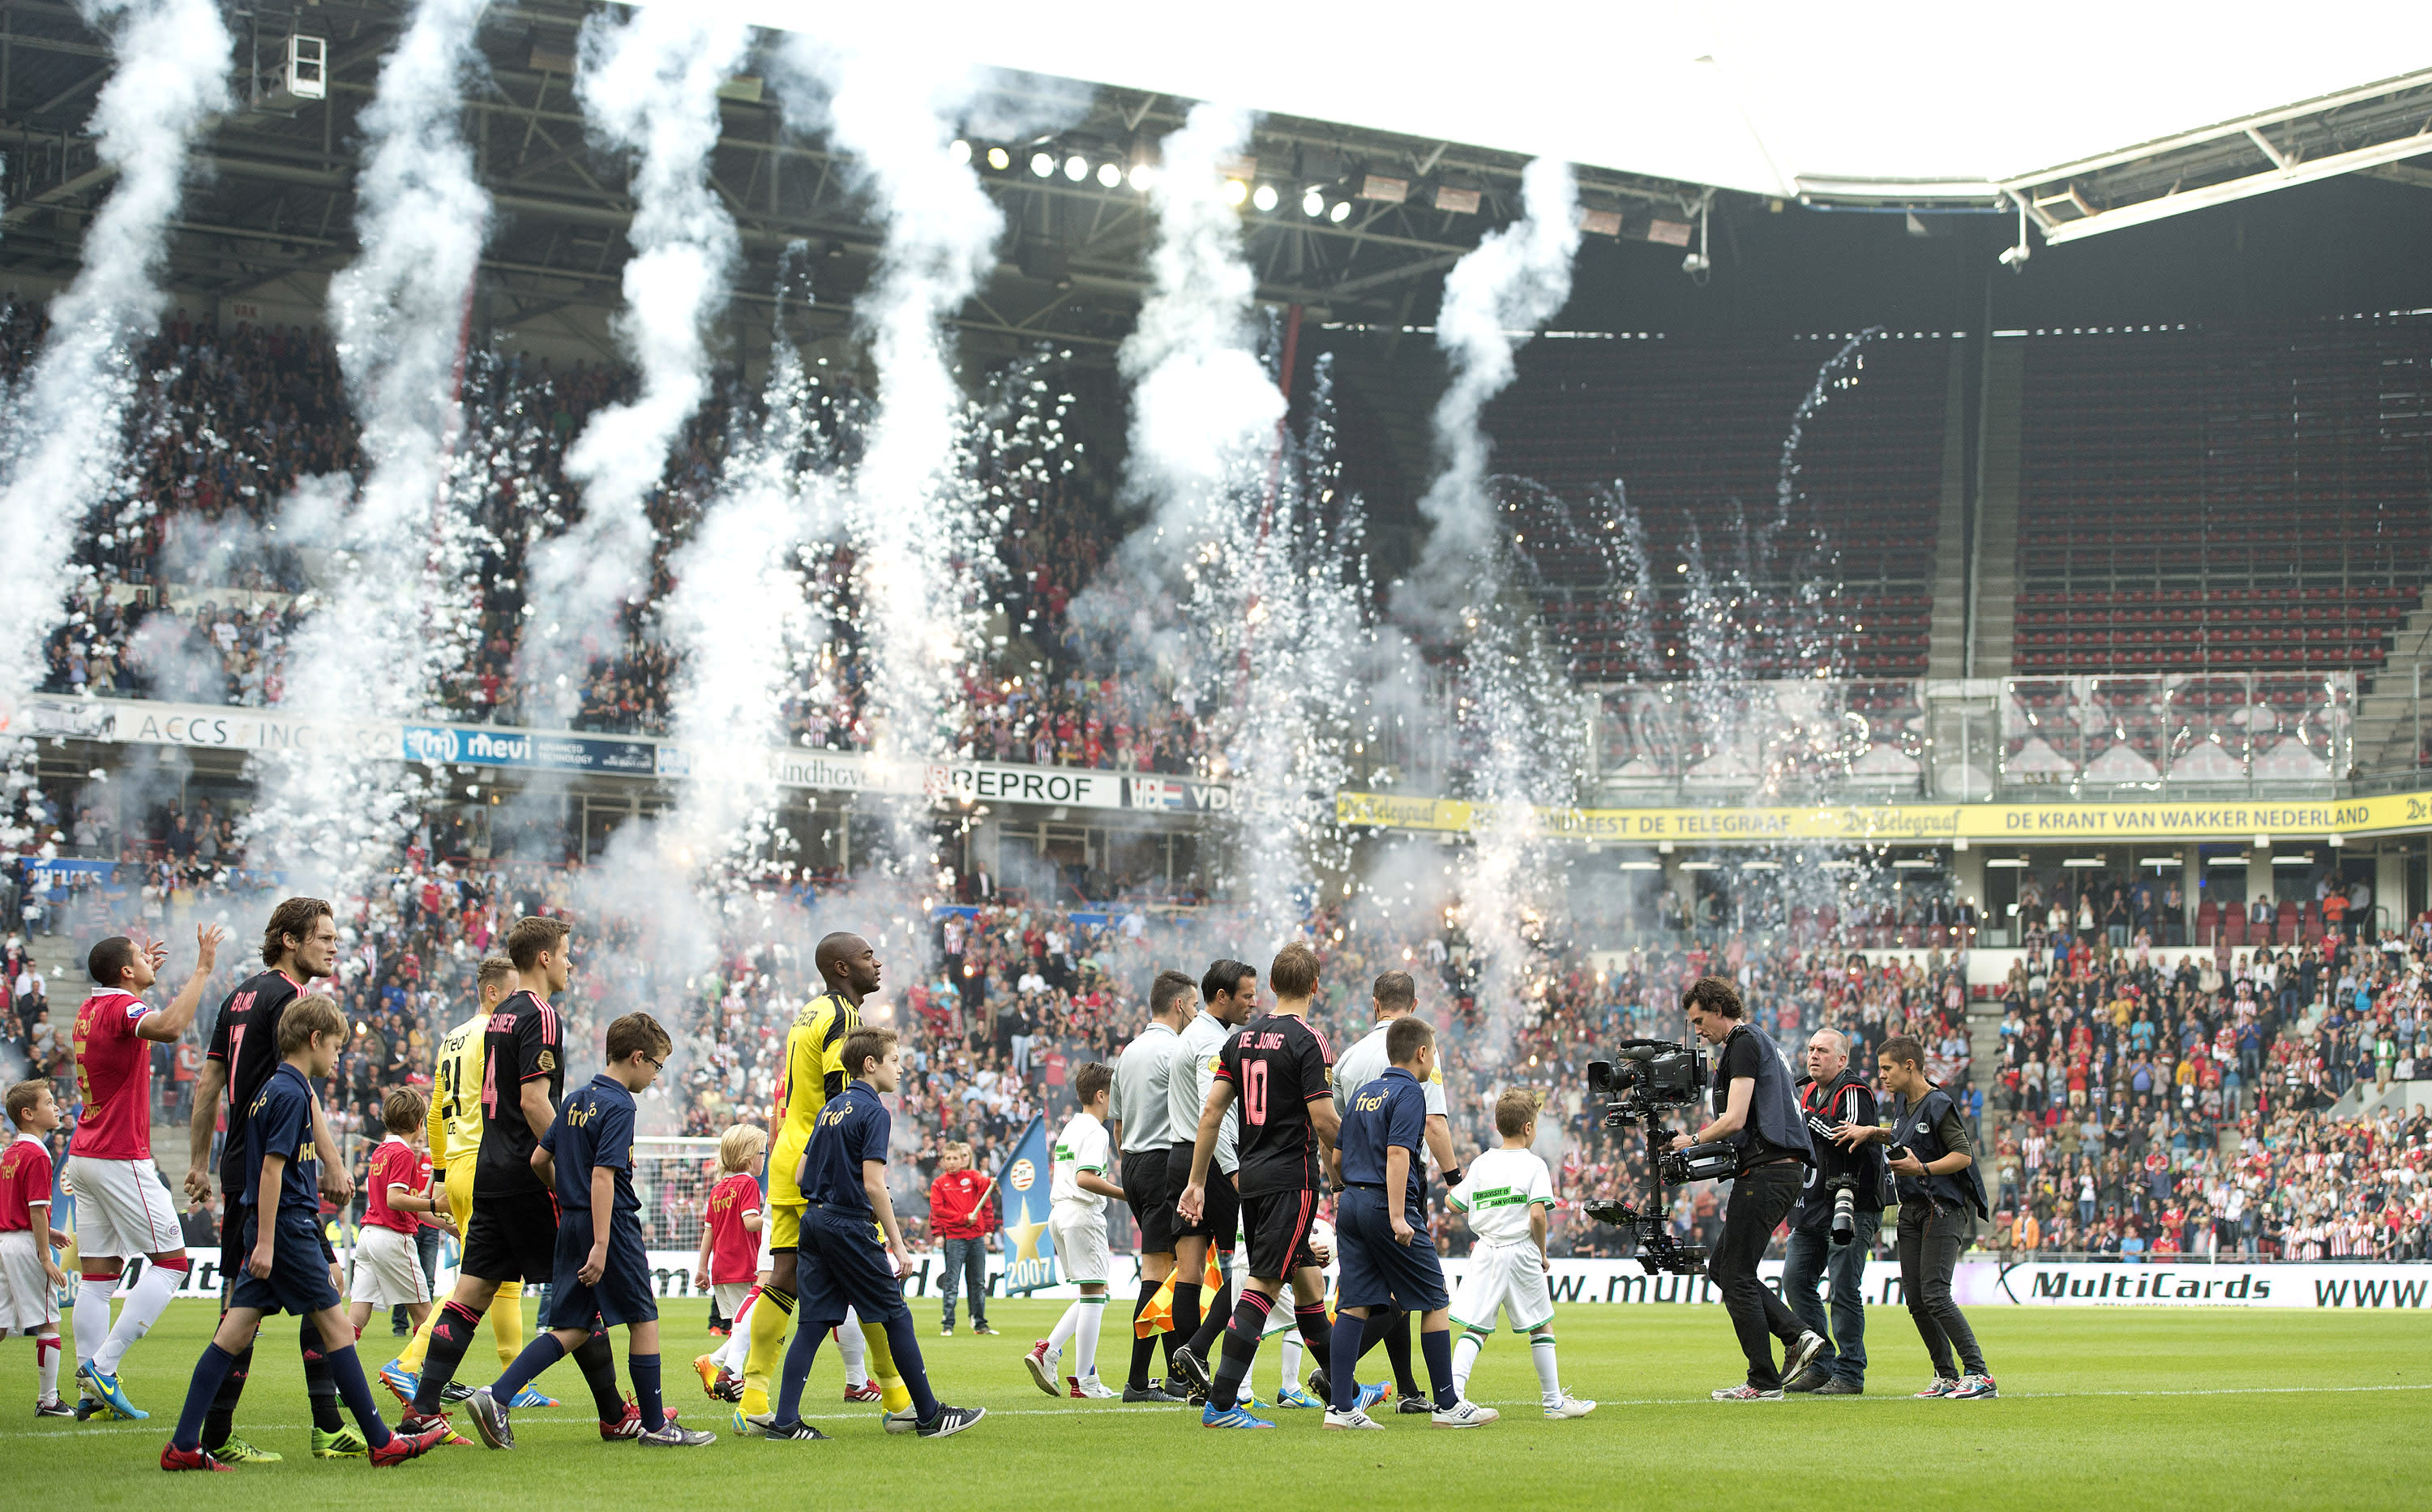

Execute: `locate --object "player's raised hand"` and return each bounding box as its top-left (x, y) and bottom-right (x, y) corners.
top-left (140, 936), bottom-right (169, 973)
top-left (1176, 1181), bottom-right (1205, 1224)
top-left (192, 923), bottom-right (225, 974)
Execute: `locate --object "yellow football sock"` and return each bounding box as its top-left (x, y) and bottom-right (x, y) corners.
top-left (739, 1288), bottom-right (794, 1417)
top-left (491, 1280), bottom-right (525, 1367)
top-left (860, 1321), bottom-right (912, 1414)
top-left (398, 1300), bottom-right (439, 1372)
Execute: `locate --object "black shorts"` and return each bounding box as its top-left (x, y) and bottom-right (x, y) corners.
top-left (795, 1205), bottom-right (910, 1329)
top-left (460, 1186), bottom-right (559, 1285)
top-left (1167, 1148), bottom-right (1239, 1248)
top-left (1121, 1149), bottom-right (1176, 1255)
top-left (1238, 1187), bottom-right (1322, 1282)
top-left (1334, 1187), bottom-right (1449, 1313)
top-left (545, 1213), bottom-right (657, 1330)
top-left (226, 1208), bottom-right (340, 1317)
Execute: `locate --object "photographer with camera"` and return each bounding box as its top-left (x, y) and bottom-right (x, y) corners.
top-left (1782, 1028), bottom-right (1887, 1395)
top-left (1672, 976), bottom-right (1827, 1402)
top-left (1832, 1035), bottom-right (1997, 1401)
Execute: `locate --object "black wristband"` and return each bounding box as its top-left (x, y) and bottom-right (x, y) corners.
top-left (1441, 1167), bottom-right (1462, 1189)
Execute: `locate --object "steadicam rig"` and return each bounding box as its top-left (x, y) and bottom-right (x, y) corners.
top-left (1582, 1039), bottom-right (1734, 1276)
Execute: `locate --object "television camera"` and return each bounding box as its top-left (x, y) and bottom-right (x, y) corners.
top-left (1579, 1039), bottom-right (1737, 1276)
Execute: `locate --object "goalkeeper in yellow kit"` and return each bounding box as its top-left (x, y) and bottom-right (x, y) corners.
top-left (734, 931), bottom-right (918, 1432)
top-left (379, 957), bottom-right (540, 1407)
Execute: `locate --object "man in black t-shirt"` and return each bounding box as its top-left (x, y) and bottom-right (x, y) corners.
top-left (403, 917), bottom-right (628, 1437)
top-left (171, 897), bottom-right (349, 1458)
top-left (1674, 975), bottom-right (1825, 1401)
top-left (1175, 942), bottom-right (1339, 1426)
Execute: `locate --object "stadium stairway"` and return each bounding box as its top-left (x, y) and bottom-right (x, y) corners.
top-left (1925, 343), bottom-right (1972, 679)
top-left (1966, 991), bottom-right (2008, 1210)
top-left (1969, 337), bottom-right (2023, 679)
top-left (2349, 585), bottom-right (2432, 775)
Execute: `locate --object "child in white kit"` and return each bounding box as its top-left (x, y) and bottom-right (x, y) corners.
top-left (1023, 1063), bottom-right (1123, 1398)
top-left (1448, 1090), bottom-right (1595, 1418)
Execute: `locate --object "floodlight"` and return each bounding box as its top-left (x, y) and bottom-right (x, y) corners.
top-left (1222, 178), bottom-right (1249, 206)
top-left (1328, 199), bottom-right (1351, 223)
top-left (1251, 183), bottom-right (1279, 212)
top-left (1302, 189), bottom-right (1325, 216)
top-left (948, 139), bottom-right (972, 165)
top-left (987, 146), bottom-right (1011, 171)
top-left (1030, 152), bottom-right (1054, 178)
top-left (1064, 154), bottom-right (1088, 182)
top-left (1096, 161), bottom-right (1121, 187)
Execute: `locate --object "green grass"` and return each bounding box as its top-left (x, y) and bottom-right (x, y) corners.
top-left (10, 1299), bottom-right (2426, 1508)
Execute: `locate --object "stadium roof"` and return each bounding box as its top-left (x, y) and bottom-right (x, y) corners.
top-left (724, 0), bottom-right (2432, 193)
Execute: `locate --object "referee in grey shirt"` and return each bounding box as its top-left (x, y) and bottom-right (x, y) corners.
top-left (1323, 970), bottom-right (1459, 1411)
top-left (1108, 970), bottom-right (1194, 1401)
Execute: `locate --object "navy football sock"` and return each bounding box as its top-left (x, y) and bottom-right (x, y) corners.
top-left (570, 1331), bottom-right (626, 1420)
top-left (302, 1315), bottom-right (342, 1433)
top-left (1327, 1313), bottom-right (1366, 1412)
top-left (773, 1316), bottom-right (823, 1424)
top-left (880, 1311), bottom-right (940, 1422)
top-left (202, 1340), bottom-right (249, 1448)
top-left (325, 1343), bottom-right (394, 1450)
top-left (630, 1352), bottom-right (663, 1433)
top-left (490, 1332), bottom-right (567, 1403)
top-left (174, 1343), bottom-right (238, 1452)
top-left (1421, 1327), bottom-right (1456, 1409)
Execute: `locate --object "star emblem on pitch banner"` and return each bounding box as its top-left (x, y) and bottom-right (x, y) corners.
top-left (1008, 1216), bottom-right (1049, 1261)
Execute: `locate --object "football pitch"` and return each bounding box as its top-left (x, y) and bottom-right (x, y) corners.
top-left (6, 1299), bottom-right (2424, 1508)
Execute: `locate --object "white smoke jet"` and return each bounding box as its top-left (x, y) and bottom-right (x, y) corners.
top-left (652, 336), bottom-right (833, 942)
top-left (774, 23), bottom-right (1005, 877)
top-left (525, 4), bottom-right (749, 687)
top-left (1099, 102), bottom-right (1379, 953)
top-left (1408, 156), bottom-right (1580, 617)
top-left (0, 0), bottom-right (229, 716)
top-left (246, 0), bottom-right (495, 896)
top-left (1401, 157), bottom-right (1583, 1043)
top-left (1118, 105), bottom-right (1285, 546)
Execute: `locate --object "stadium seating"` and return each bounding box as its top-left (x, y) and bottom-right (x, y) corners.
top-left (2013, 317), bottom-right (2432, 674)
top-left (1485, 333), bottom-right (1949, 680)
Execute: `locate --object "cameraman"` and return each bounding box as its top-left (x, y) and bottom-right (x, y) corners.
top-left (1833, 1034), bottom-right (1996, 1400)
top-left (1672, 976), bottom-right (1826, 1401)
top-left (1782, 1028), bottom-right (1886, 1395)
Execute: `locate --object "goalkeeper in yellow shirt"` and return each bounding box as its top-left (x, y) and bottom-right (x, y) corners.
top-left (734, 931), bottom-right (918, 1431)
top-left (379, 957), bottom-right (540, 1406)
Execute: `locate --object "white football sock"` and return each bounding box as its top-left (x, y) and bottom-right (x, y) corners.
top-left (1047, 1301), bottom-right (1082, 1353)
top-left (94, 1261), bottom-right (181, 1375)
top-left (37, 1334), bottom-right (62, 1398)
top-left (1278, 1332), bottom-right (1301, 1390)
top-left (836, 1307), bottom-right (867, 1389)
top-left (1452, 1330), bottom-right (1487, 1400)
top-left (1073, 1296), bottom-right (1105, 1381)
top-left (1531, 1331), bottom-right (1561, 1405)
top-left (718, 1294), bottom-right (756, 1375)
top-left (73, 1275), bottom-right (116, 1367)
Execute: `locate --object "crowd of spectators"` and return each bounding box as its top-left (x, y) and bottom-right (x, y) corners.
top-left (9, 794), bottom-right (2432, 1266)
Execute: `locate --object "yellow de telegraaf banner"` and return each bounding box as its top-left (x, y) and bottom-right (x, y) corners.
top-left (1333, 790), bottom-right (2432, 844)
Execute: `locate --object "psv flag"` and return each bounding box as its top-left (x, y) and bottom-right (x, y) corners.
top-left (995, 1116), bottom-right (1060, 1295)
